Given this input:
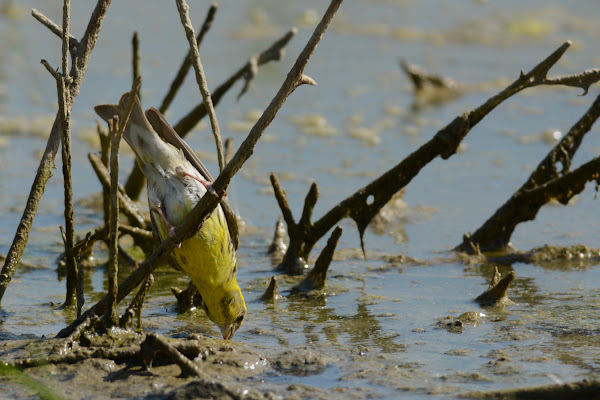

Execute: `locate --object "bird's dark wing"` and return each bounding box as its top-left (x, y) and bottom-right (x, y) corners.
top-left (145, 107), bottom-right (239, 250)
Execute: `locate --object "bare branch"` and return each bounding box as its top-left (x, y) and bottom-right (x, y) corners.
top-left (267, 216), bottom-right (287, 256)
top-left (291, 226), bottom-right (342, 294)
top-left (104, 78), bottom-right (141, 327)
top-left (119, 274), bottom-right (154, 332)
top-left (400, 59), bottom-right (463, 92)
top-left (40, 59), bottom-right (60, 80)
top-left (259, 276), bottom-right (283, 302)
top-left (474, 267), bottom-right (514, 306)
top-left (104, 116), bottom-right (121, 326)
top-left (175, 0), bottom-right (224, 172)
top-left (457, 93), bottom-right (600, 252)
top-left (58, 0), bottom-right (77, 308)
top-left (171, 28), bottom-right (297, 137)
top-left (544, 69), bottom-right (600, 95)
top-left (31, 8), bottom-right (79, 49)
top-left (270, 173), bottom-right (295, 229)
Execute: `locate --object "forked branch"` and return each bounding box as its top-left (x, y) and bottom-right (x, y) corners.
top-left (272, 41), bottom-right (600, 273)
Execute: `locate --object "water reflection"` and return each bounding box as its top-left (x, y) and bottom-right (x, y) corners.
top-left (286, 294), bottom-right (404, 354)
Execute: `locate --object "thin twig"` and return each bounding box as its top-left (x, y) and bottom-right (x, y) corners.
top-left (88, 153), bottom-right (146, 228)
top-left (77, 254), bottom-right (85, 317)
top-left (31, 8), bottom-right (79, 49)
top-left (175, 0), bottom-right (224, 172)
top-left (119, 231), bottom-right (154, 259)
top-left (40, 59), bottom-right (60, 80)
top-left (104, 117), bottom-right (120, 326)
top-left (271, 173), bottom-right (308, 274)
top-left (97, 123), bottom-right (111, 223)
top-left (119, 273), bottom-right (154, 332)
top-left (159, 3), bottom-right (218, 114)
top-left (57, 0), bottom-right (342, 338)
top-left (172, 28), bottom-right (297, 137)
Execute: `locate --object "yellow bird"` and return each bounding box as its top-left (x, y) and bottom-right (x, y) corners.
top-left (95, 92), bottom-right (246, 340)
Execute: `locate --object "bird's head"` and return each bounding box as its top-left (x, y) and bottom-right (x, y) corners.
top-left (203, 285), bottom-right (246, 340)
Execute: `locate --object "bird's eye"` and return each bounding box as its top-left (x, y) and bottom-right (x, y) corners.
top-left (235, 314), bottom-right (245, 325)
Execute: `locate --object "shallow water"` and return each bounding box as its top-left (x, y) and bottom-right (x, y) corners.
top-left (1, 0), bottom-right (600, 398)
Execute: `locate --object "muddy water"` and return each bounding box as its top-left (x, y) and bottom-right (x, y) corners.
top-left (1, 0), bottom-right (600, 399)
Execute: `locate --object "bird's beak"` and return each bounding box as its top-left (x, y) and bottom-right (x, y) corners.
top-left (219, 324), bottom-right (237, 340)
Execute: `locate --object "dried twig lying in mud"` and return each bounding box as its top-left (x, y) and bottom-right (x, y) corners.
top-left (56, 0), bottom-right (343, 339)
top-left (141, 333), bottom-right (203, 378)
top-left (272, 41), bottom-right (600, 274)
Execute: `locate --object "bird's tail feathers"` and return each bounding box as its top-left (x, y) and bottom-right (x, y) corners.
top-left (94, 92), bottom-right (150, 139)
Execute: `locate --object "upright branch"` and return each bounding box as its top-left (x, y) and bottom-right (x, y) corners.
top-left (132, 32), bottom-right (141, 102)
top-left (271, 174), bottom-right (315, 274)
top-left (456, 92), bottom-right (600, 253)
top-left (57, 0), bottom-right (343, 338)
top-left (474, 267), bottom-right (515, 306)
top-left (291, 226), bottom-right (343, 294)
top-left (0, 0), bottom-right (112, 304)
top-left (119, 274), bottom-right (154, 332)
top-left (122, 32), bottom-right (145, 199)
top-left (175, 0), bottom-right (225, 172)
top-left (52, 0), bottom-right (79, 307)
top-left (104, 117), bottom-right (121, 326)
top-left (271, 41), bottom-right (600, 272)
top-left (104, 77), bottom-right (141, 327)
